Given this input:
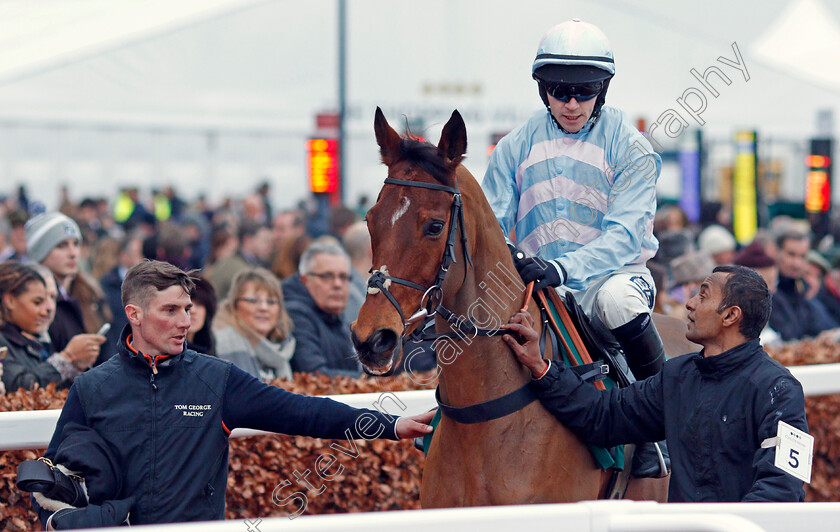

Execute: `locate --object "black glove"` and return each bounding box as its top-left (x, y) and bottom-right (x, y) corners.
top-left (507, 244), bottom-right (565, 289)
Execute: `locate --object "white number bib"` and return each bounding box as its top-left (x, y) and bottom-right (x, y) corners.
top-left (760, 420), bottom-right (813, 483)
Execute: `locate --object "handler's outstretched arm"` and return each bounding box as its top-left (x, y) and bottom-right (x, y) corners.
top-left (395, 410), bottom-right (435, 439)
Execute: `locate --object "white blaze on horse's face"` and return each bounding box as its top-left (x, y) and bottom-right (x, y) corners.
top-left (390, 197), bottom-right (411, 226)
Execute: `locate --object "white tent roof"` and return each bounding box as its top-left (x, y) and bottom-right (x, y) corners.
top-left (0, 0), bottom-right (838, 136)
top-left (0, 0), bottom-right (268, 85)
top-left (0, 0), bottom-right (839, 207)
top-left (751, 0), bottom-right (840, 94)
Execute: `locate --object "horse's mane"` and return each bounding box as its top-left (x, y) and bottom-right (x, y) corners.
top-left (397, 137), bottom-right (452, 186)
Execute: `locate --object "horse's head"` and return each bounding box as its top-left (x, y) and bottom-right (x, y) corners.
top-left (351, 107), bottom-right (468, 375)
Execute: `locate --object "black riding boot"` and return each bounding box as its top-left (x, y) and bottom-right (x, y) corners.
top-left (610, 313), bottom-right (665, 381)
top-left (611, 313), bottom-right (669, 478)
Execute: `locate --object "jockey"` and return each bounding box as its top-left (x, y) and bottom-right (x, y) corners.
top-left (482, 19), bottom-right (664, 384)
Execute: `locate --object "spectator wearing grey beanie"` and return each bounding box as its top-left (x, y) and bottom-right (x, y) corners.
top-left (24, 212), bottom-right (90, 354)
top-left (25, 212), bottom-right (82, 276)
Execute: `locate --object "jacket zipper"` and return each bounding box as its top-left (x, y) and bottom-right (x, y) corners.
top-left (150, 358), bottom-right (158, 520)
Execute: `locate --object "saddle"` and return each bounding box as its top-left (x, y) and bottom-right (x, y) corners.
top-left (541, 289), bottom-right (669, 488)
top-left (557, 291), bottom-right (635, 388)
top-left (534, 288), bottom-right (627, 472)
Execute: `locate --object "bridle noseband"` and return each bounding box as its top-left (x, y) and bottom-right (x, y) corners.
top-left (366, 177), bottom-right (469, 333)
top-left (366, 177), bottom-right (510, 352)
top-left (365, 176), bottom-right (549, 425)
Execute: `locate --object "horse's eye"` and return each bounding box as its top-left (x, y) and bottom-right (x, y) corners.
top-left (425, 220), bottom-right (445, 236)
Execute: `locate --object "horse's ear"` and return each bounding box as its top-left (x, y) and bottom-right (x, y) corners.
top-left (437, 110), bottom-right (467, 168)
top-left (374, 107), bottom-right (401, 166)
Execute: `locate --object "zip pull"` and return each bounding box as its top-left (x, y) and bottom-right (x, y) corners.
top-left (150, 358), bottom-right (158, 389)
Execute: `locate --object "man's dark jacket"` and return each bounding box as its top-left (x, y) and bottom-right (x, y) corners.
top-left (531, 339), bottom-right (808, 502)
top-left (282, 273), bottom-right (361, 377)
top-left (48, 288), bottom-right (86, 354)
top-left (817, 283), bottom-right (840, 322)
top-left (36, 326), bottom-right (399, 526)
top-left (770, 274), bottom-right (838, 341)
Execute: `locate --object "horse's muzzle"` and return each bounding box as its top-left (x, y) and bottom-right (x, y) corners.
top-left (351, 328), bottom-right (399, 373)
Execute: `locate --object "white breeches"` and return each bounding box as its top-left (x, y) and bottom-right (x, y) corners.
top-left (559, 264), bottom-right (656, 335)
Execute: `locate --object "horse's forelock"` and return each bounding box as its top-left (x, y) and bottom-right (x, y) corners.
top-left (397, 138), bottom-right (453, 186)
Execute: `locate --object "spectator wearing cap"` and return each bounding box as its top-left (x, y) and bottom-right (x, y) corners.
top-left (803, 250), bottom-right (831, 300)
top-left (652, 231), bottom-right (694, 267)
top-left (804, 250), bottom-right (840, 320)
top-left (25, 213), bottom-right (89, 354)
top-left (766, 232), bottom-right (836, 341)
top-left (0, 210), bottom-right (29, 263)
top-left (666, 253), bottom-right (715, 321)
top-left (734, 241), bottom-right (778, 293)
top-left (697, 225), bottom-right (737, 265)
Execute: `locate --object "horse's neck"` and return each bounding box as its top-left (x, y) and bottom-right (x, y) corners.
top-left (435, 255), bottom-right (537, 408)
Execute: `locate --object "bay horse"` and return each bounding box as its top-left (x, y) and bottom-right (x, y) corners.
top-left (351, 108), bottom-right (681, 507)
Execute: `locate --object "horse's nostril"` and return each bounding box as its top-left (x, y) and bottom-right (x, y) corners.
top-left (352, 329), bottom-right (398, 361)
top-left (370, 329), bottom-right (397, 354)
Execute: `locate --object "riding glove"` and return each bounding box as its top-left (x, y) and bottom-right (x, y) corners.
top-left (508, 243), bottom-right (566, 289)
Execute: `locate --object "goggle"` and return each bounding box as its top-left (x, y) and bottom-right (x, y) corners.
top-left (543, 81), bottom-right (603, 103)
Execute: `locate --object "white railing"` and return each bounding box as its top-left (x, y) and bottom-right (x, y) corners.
top-left (51, 500), bottom-right (840, 532)
top-left (1, 363), bottom-right (838, 451)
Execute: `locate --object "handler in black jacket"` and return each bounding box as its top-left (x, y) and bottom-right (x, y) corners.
top-left (503, 265), bottom-right (808, 502)
top-left (35, 260), bottom-right (433, 528)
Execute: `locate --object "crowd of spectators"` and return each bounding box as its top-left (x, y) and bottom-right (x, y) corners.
top-left (650, 203), bottom-right (840, 347)
top-left (0, 183), bottom-right (437, 394)
top-left (4, 183), bottom-right (840, 394)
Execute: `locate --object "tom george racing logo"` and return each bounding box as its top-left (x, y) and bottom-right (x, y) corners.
top-left (174, 404), bottom-right (212, 417)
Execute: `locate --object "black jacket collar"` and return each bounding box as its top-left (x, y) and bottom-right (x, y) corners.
top-left (693, 338), bottom-right (763, 379)
top-left (0, 322), bottom-right (39, 349)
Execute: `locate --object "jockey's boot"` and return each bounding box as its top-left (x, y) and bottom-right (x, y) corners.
top-left (631, 440), bottom-right (670, 478)
top-left (610, 313), bottom-right (665, 381)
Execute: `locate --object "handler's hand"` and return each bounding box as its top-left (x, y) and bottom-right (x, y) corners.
top-left (395, 409), bottom-right (436, 439)
top-left (502, 312), bottom-right (548, 378)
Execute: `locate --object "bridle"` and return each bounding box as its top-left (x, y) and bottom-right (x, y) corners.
top-left (365, 177), bottom-right (509, 371)
top-left (365, 175), bottom-right (556, 425)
